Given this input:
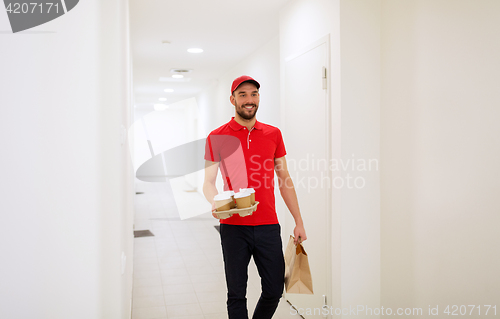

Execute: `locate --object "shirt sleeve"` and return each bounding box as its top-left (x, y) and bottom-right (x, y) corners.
top-left (274, 128), bottom-right (287, 158)
top-left (204, 134), bottom-right (220, 162)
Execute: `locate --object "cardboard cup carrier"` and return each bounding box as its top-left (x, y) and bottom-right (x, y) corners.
top-left (212, 190), bottom-right (258, 219)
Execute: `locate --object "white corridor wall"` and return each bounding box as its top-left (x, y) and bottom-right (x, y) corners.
top-left (0, 1), bottom-right (134, 318)
top-left (380, 0), bottom-right (500, 315)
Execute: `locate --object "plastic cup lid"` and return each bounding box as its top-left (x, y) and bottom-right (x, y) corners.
top-left (239, 188), bottom-right (255, 193)
top-left (234, 191), bottom-right (251, 199)
top-left (214, 193), bottom-right (232, 201)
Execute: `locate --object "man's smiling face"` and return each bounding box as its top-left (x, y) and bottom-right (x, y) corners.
top-left (231, 82), bottom-right (260, 120)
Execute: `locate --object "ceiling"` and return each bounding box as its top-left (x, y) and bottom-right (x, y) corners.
top-left (129, 0), bottom-right (290, 110)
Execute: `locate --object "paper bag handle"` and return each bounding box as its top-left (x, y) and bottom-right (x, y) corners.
top-left (295, 241), bottom-right (307, 256)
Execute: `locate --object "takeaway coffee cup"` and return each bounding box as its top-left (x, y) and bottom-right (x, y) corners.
top-left (234, 191), bottom-right (252, 209)
top-left (239, 188), bottom-right (255, 205)
top-left (214, 193), bottom-right (233, 212)
top-left (223, 190), bottom-right (236, 209)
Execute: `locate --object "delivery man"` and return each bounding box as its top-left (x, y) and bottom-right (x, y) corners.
top-left (203, 75), bottom-right (307, 319)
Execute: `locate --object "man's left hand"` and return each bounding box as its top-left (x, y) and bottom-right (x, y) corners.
top-left (293, 225), bottom-right (307, 245)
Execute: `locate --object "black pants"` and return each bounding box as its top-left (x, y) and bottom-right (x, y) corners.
top-left (220, 223), bottom-right (285, 319)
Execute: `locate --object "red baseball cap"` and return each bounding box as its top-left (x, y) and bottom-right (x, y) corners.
top-left (231, 75), bottom-right (260, 94)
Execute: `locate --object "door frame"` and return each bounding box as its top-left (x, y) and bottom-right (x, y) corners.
top-left (282, 34), bottom-right (333, 315)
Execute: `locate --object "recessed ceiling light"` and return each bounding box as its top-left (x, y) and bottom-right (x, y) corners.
top-left (159, 77), bottom-right (191, 82)
top-left (162, 40), bottom-right (171, 45)
top-left (171, 68), bottom-right (192, 73)
top-left (164, 89), bottom-right (174, 93)
top-left (172, 74), bottom-right (184, 79)
top-left (159, 98), bottom-right (167, 101)
top-left (154, 104), bottom-right (167, 111)
top-left (187, 48), bottom-right (203, 53)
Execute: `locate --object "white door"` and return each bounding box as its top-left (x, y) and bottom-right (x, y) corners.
top-left (282, 36), bottom-right (331, 318)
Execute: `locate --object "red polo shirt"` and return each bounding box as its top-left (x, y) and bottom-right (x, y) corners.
top-left (204, 117), bottom-right (287, 225)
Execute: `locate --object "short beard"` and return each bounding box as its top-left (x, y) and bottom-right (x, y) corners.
top-left (235, 102), bottom-right (258, 120)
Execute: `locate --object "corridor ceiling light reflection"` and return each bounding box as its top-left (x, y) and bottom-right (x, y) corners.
top-left (172, 74), bottom-right (184, 79)
top-left (187, 48), bottom-right (203, 53)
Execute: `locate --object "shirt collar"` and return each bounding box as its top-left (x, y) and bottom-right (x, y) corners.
top-left (229, 117), bottom-right (263, 131)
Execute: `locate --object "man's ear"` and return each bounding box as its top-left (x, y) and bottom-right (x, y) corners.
top-left (230, 94), bottom-right (236, 106)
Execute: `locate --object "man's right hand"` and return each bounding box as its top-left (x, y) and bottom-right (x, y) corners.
top-left (211, 202), bottom-right (218, 219)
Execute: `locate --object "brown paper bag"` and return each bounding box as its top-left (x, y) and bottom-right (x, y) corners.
top-left (284, 235), bottom-right (314, 294)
